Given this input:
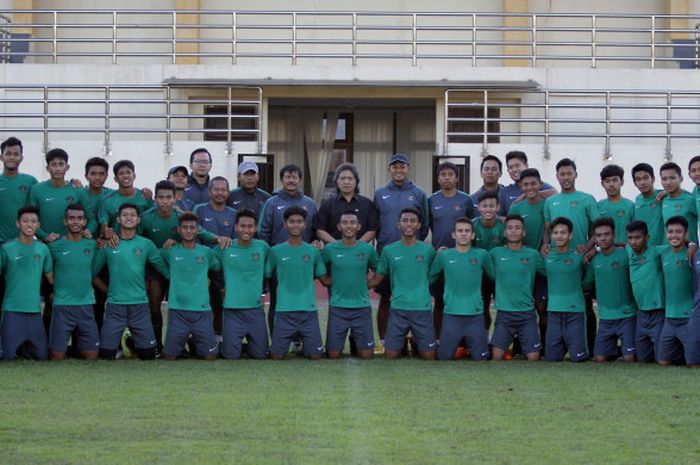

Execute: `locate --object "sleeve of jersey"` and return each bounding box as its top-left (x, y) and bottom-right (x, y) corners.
top-left (428, 254), bottom-right (442, 284)
top-left (583, 261), bottom-right (594, 289)
top-left (91, 248), bottom-right (106, 277)
top-left (534, 252), bottom-right (546, 276)
top-left (42, 245), bottom-right (53, 274)
top-left (147, 242), bottom-right (170, 279)
top-left (482, 252), bottom-right (495, 281)
top-left (208, 249), bottom-right (221, 272)
top-left (28, 186), bottom-right (48, 240)
top-left (79, 190), bottom-right (98, 235)
top-left (313, 249), bottom-right (327, 278)
top-left (588, 196), bottom-right (601, 221)
top-left (368, 247), bottom-right (379, 271)
top-left (376, 249), bottom-right (389, 277)
top-left (264, 249), bottom-right (275, 279)
top-left (543, 199), bottom-right (551, 222)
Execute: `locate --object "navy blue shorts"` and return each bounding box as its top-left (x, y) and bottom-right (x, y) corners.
top-left (657, 317), bottom-right (692, 364)
top-left (438, 313), bottom-right (489, 361)
top-left (635, 309), bottom-right (664, 362)
top-left (326, 306), bottom-right (374, 353)
top-left (686, 307), bottom-right (700, 365)
top-left (270, 311), bottom-right (323, 358)
top-left (100, 303), bottom-right (156, 351)
top-left (49, 305), bottom-right (100, 352)
top-left (595, 316), bottom-right (636, 359)
top-left (163, 309), bottom-right (218, 358)
top-left (546, 312), bottom-right (588, 362)
top-left (1, 311), bottom-right (48, 361)
top-left (222, 307), bottom-right (269, 359)
top-left (385, 309), bottom-right (437, 353)
top-left (491, 310), bottom-right (542, 354)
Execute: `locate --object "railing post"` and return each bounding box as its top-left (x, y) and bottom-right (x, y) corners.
top-left (481, 90), bottom-right (489, 157)
top-left (112, 11), bottom-right (118, 64)
top-left (257, 87), bottom-right (263, 154)
top-left (43, 86), bottom-right (49, 154)
top-left (471, 13), bottom-right (477, 66)
top-left (695, 24), bottom-right (700, 69)
top-left (352, 13), bottom-right (357, 66)
top-left (532, 14), bottom-right (537, 67)
top-left (292, 12), bottom-right (297, 65)
top-left (443, 90), bottom-right (450, 155)
top-left (650, 15), bottom-right (656, 69)
top-left (543, 90), bottom-right (550, 159)
top-left (412, 13), bottom-right (417, 66)
top-left (225, 86), bottom-right (233, 157)
top-left (172, 11), bottom-right (177, 64)
top-left (52, 11), bottom-right (57, 63)
top-left (165, 87), bottom-right (173, 157)
top-left (231, 12), bottom-right (237, 65)
top-left (591, 15), bottom-right (597, 68)
top-left (665, 92), bottom-right (673, 161)
top-left (103, 87), bottom-right (111, 157)
top-left (603, 91), bottom-right (612, 160)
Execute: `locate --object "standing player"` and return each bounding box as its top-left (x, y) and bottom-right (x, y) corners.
top-left (659, 162), bottom-right (698, 243)
top-left (586, 218), bottom-right (637, 362)
top-left (688, 155), bottom-right (700, 233)
top-left (429, 217), bottom-right (493, 361)
top-left (322, 211), bottom-right (379, 359)
top-left (83, 157), bottom-right (113, 237)
top-left (472, 190), bottom-right (504, 330)
top-left (185, 148), bottom-right (212, 206)
top-left (489, 215), bottom-right (545, 362)
top-left (98, 160), bottom-right (153, 239)
top-left (626, 220), bottom-right (665, 362)
top-left (632, 163), bottom-right (664, 246)
top-left (368, 208), bottom-right (436, 360)
top-left (160, 213), bottom-right (221, 360)
top-left (265, 206), bottom-right (326, 360)
top-left (544, 217), bottom-right (588, 362)
top-left (1, 206), bottom-right (53, 361)
top-left (93, 203), bottom-right (169, 360)
top-left (167, 165), bottom-right (194, 212)
top-left (657, 216), bottom-right (695, 366)
top-left (47, 204), bottom-right (100, 360)
top-left (215, 209), bottom-right (270, 360)
top-left (0, 137), bottom-right (37, 243)
top-left (502, 151), bottom-right (556, 210)
top-left (427, 162), bottom-right (473, 336)
top-left (470, 155), bottom-right (509, 217)
top-left (598, 164), bottom-right (635, 245)
top-left (226, 161), bottom-right (271, 218)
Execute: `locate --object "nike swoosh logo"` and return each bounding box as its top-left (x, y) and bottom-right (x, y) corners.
top-left (276, 205), bottom-right (285, 210)
top-left (204, 217), bottom-right (214, 222)
top-left (233, 200), bottom-right (242, 205)
top-left (45, 197), bottom-right (54, 201)
top-left (381, 195), bottom-right (390, 199)
top-left (281, 257), bottom-right (290, 261)
top-left (175, 257), bottom-right (184, 261)
top-left (62, 251), bottom-right (71, 255)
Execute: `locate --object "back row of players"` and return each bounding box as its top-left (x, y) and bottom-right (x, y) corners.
top-left (0, 135), bottom-right (699, 365)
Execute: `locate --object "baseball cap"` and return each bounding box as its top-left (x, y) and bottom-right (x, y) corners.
top-left (167, 165), bottom-right (188, 177)
top-left (389, 153), bottom-right (410, 166)
top-left (238, 160), bottom-right (259, 174)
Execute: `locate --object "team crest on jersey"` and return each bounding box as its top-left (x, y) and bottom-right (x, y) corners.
top-left (356, 252), bottom-right (365, 260)
top-left (650, 203), bottom-right (656, 209)
top-left (66, 196), bottom-right (74, 203)
top-left (454, 204), bottom-right (462, 211)
top-left (677, 259), bottom-right (685, 268)
top-left (564, 258), bottom-right (573, 265)
top-left (196, 256), bottom-right (204, 263)
top-left (33, 253), bottom-right (40, 263)
top-left (469, 258), bottom-right (478, 266)
top-left (616, 210), bottom-right (625, 217)
top-left (408, 196), bottom-right (415, 201)
top-left (252, 253), bottom-right (260, 261)
top-left (18, 185), bottom-right (27, 192)
top-left (675, 204), bottom-right (682, 210)
top-left (520, 257), bottom-right (529, 265)
top-left (84, 248), bottom-right (92, 256)
top-left (223, 221), bottom-right (230, 227)
top-left (302, 254), bottom-right (310, 262)
top-left (639, 256), bottom-right (646, 264)
top-left (611, 261), bottom-right (620, 269)
top-left (415, 254), bottom-right (424, 262)
top-left (570, 201), bottom-right (578, 207)
top-left (134, 248), bottom-right (142, 256)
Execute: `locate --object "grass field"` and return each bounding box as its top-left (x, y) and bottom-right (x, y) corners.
top-left (1, 358), bottom-right (699, 465)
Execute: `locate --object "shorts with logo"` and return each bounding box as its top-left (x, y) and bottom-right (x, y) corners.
top-left (635, 309), bottom-right (664, 362)
top-left (385, 308), bottom-right (436, 353)
top-left (491, 310), bottom-right (542, 354)
top-left (595, 315), bottom-right (636, 359)
top-left (222, 307), bottom-right (269, 359)
top-left (100, 303), bottom-right (156, 351)
top-left (686, 307), bottom-right (700, 365)
top-left (1, 311), bottom-right (48, 361)
top-left (438, 313), bottom-right (489, 360)
top-left (657, 317), bottom-right (692, 364)
top-left (545, 312), bottom-right (588, 362)
top-left (326, 306), bottom-right (374, 353)
top-left (49, 304), bottom-right (100, 352)
top-left (164, 309), bottom-right (218, 358)
top-left (270, 311), bottom-right (323, 357)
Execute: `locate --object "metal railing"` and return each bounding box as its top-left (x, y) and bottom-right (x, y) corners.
top-left (445, 88), bottom-right (700, 160)
top-left (2, 9), bottom-right (700, 67)
top-left (0, 84), bottom-right (262, 155)
top-left (0, 14), bottom-right (11, 63)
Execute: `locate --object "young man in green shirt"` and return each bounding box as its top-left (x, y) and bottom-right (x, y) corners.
top-left (47, 204), bottom-right (100, 360)
top-left (429, 217), bottom-right (493, 360)
top-left (0, 206), bottom-right (53, 361)
top-left (688, 155), bottom-right (700, 235)
top-left (0, 137), bottom-right (37, 244)
top-left (586, 218), bottom-right (637, 362)
top-left (215, 208), bottom-right (270, 360)
top-left (83, 157), bottom-right (113, 237)
top-left (544, 217), bottom-right (589, 362)
top-left (626, 220), bottom-right (665, 362)
top-left (632, 163), bottom-right (664, 246)
top-left (98, 160), bottom-right (153, 241)
top-left (160, 212), bottom-right (221, 360)
top-left (489, 214), bottom-right (545, 361)
top-left (472, 190), bottom-right (504, 331)
top-left (93, 203), bottom-right (169, 360)
top-left (265, 206), bottom-right (327, 360)
top-left (369, 208), bottom-right (436, 360)
top-left (657, 216), bottom-right (695, 366)
top-left (322, 211), bottom-right (379, 359)
top-left (598, 164), bottom-right (635, 245)
top-left (659, 162), bottom-right (698, 243)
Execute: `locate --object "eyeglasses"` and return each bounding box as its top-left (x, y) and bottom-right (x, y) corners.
top-left (192, 160), bottom-right (211, 165)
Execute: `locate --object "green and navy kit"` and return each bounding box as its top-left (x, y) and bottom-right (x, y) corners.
top-left (161, 243), bottom-right (220, 311)
top-left (215, 239), bottom-right (269, 309)
top-left (139, 207), bottom-right (216, 248)
top-left (634, 191), bottom-right (664, 246)
top-left (661, 190), bottom-right (698, 243)
top-left (0, 173), bottom-right (37, 242)
top-left (489, 246), bottom-right (545, 312)
top-left (377, 240), bottom-right (436, 311)
top-left (98, 189), bottom-right (154, 229)
top-left (508, 198), bottom-right (545, 250)
top-left (429, 247), bottom-right (493, 315)
top-left (1, 240), bottom-right (52, 312)
top-left (660, 246), bottom-right (693, 318)
top-left (544, 191), bottom-right (600, 247)
top-left (545, 247), bottom-right (586, 312)
top-left (597, 197), bottom-right (635, 244)
top-left (48, 237), bottom-right (97, 306)
top-left (585, 248), bottom-right (636, 320)
top-left (322, 240), bottom-right (379, 308)
top-left (265, 242), bottom-right (326, 312)
top-left (472, 217), bottom-right (505, 251)
top-left (627, 245), bottom-right (665, 311)
top-left (28, 181), bottom-right (96, 240)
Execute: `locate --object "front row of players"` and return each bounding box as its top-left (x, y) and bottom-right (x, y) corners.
top-left (2, 202), bottom-right (700, 366)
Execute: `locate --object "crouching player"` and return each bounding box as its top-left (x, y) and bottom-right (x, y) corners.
top-left (93, 203), bottom-right (169, 360)
top-left (265, 206), bottom-right (326, 360)
top-left (1, 206), bottom-right (53, 360)
top-left (47, 204), bottom-right (100, 360)
top-left (429, 217), bottom-right (493, 361)
top-left (322, 211), bottom-right (379, 359)
top-left (160, 212), bottom-right (221, 360)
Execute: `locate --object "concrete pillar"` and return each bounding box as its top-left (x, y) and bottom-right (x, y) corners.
top-left (175, 0), bottom-right (199, 64)
top-left (503, 0), bottom-right (530, 67)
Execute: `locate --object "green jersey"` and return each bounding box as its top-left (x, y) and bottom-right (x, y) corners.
top-left (634, 190), bottom-right (664, 246)
top-left (1, 240), bottom-right (52, 312)
top-left (265, 242), bottom-right (326, 312)
top-left (376, 240), bottom-right (435, 311)
top-left (48, 237), bottom-right (97, 306)
top-left (0, 173), bottom-right (37, 242)
top-left (627, 245), bottom-right (665, 311)
top-left (545, 247), bottom-right (586, 312)
top-left (84, 187), bottom-right (113, 235)
top-left (98, 189), bottom-right (153, 229)
top-left (489, 246), bottom-right (545, 312)
top-left (508, 198), bottom-right (545, 250)
top-left (585, 248), bottom-right (636, 320)
top-left (322, 241), bottom-right (378, 308)
top-left (161, 243), bottom-right (220, 311)
top-left (215, 239), bottom-right (269, 309)
top-left (93, 235), bottom-right (168, 305)
top-left (471, 217), bottom-right (504, 251)
top-left (429, 247), bottom-right (493, 315)
top-left (598, 197), bottom-right (635, 244)
top-left (661, 190), bottom-right (698, 243)
top-left (544, 191), bottom-right (600, 247)
top-left (660, 246), bottom-right (693, 318)
top-left (28, 181), bottom-right (96, 240)
top-left (138, 207), bottom-right (216, 248)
